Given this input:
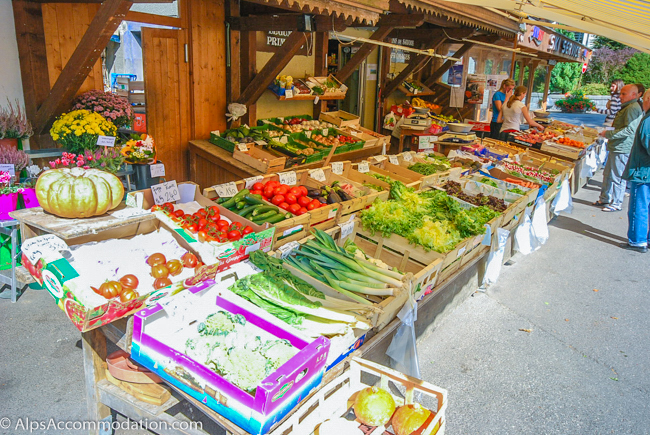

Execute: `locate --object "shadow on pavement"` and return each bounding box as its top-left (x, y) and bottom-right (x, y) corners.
top-left (571, 197), bottom-right (599, 207)
top-left (551, 215), bottom-right (627, 246)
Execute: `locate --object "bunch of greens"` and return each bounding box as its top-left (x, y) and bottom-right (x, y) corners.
top-left (508, 187), bottom-right (526, 195)
top-left (480, 177), bottom-right (499, 188)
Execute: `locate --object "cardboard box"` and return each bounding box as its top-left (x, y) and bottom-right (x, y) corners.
top-left (319, 110), bottom-right (360, 128)
top-left (131, 281), bottom-right (329, 435)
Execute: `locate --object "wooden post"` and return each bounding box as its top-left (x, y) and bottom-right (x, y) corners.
top-left (525, 60), bottom-right (540, 106)
top-left (542, 64), bottom-right (555, 110)
top-left (313, 31), bottom-right (328, 120)
top-left (378, 46), bottom-right (392, 131)
top-left (240, 30), bottom-right (257, 126)
top-left (31, 0), bottom-right (133, 135)
top-left (517, 59), bottom-right (530, 86)
top-left (227, 0), bottom-right (241, 103)
top-left (82, 329), bottom-right (110, 431)
top-left (423, 42), bottom-right (475, 88)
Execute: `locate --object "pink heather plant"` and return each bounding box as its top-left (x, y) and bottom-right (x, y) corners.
top-left (0, 100), bottom-right (33, 140)
top-left (0, 145), bottom-right (31, 173)
top-left (72, 90), bottom-right (134, 128)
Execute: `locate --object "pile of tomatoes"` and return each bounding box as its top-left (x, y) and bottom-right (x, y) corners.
top-left (21, 254), bottom-right (43, 285)
top-left (337, 135), bottom-right (357, 144)
top-left (153, 202), bottom-right (254, 243)
top-left (249, 180), bottom-right (326, 216)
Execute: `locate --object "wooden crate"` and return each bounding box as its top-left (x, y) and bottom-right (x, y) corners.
top-left (296, 171), bottom-right (341, 232)
top-left (202, 174), bottom-right (310, 249)
top-left (540, 141), bottom-right (585, 159)
top-left (269, 357), bottom-right (447, 435)
top-left (232, 145), bottom-right (286, 173)
top-left (357, 162), bottom-right (422, 190)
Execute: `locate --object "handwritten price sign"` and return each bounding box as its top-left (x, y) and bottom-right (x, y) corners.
top-left (151, 180), bottom-right (181, 205)
top-left (213, 182), bottom-right (239, 198)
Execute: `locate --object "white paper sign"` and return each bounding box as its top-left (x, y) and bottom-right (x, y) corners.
top-left (278, 171), bottom-right (297, 186)
top-left (358, 161), bottom-right (370, 173)
top-left (244, 176), bottom-right (263, 189)
top-left (96, 135), bottom-right (116, 147)
top-left (388, 155), bottom-right (399, 165)
top-left (278, 241), bottom-right (300, 259)
top-left (309, 168), bottom-right (326, 182)
top-left (332, 162), bottom-right (344, 175)
top-left (305, 130), bottom-right (312, 139)
top-left (457, 246), bottom-right (467, 258)
top-left (314, 96), bottom-right (320, 104)
top-left (327, 207), bottom-right (339, 219)
top-left (22, 235), bottom-right (69, 265)
top-left (375, 155), bottom-right (387, 163)
top-left (237, 143), bottom-right (248, 152)
top-left (111, 207), bottom-right (151, 220)
top-left (419, 136), bottom-right (436, 149)
top-left (402, 152), bottom-right (413, 162)
top-left (322, 128), bottom-right (329, 137)
top-left (149, 163), bottom-right (165, 178)
top-left (279, 136), bottom-right (288, 144)
top-left (284, 89), bottom-right (294, 99)
top-left (212, 181), bottom-right (239, 198)
top-left (151, 180), bottom-right (181, 205)
top-left (0, 164), bottom-right (15, 176)
top-left (254, 140), bottom-right (266, 146)
top-left (338, 220), bottom-right (355, 240)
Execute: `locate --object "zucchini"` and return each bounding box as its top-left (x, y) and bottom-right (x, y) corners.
top-left (244, 194), bottom-right (266, 205)
top-left (221, 188), bottom-right (249, 209)
top-left (258, 213), bottom-right (290, 224)
top-left (251, 205), bottom-right (279, 216)
top-left (238, 204), bottom-right (262, 217)
top-left (235, 200), bottom-right (247, 210)
top-left (252, 211), bottom-right (278, 223)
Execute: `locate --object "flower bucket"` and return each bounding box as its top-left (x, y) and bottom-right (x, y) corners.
top-left (132, 163), bottom-right (161, 190)
top-left (20, 188), bottom-right (39, 209)
top-left (0, 192), bottom-right (19, 220)
top-left (0, 138), bottom-right (18, 149)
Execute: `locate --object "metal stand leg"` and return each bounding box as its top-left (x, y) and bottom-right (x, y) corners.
top-left (11, 227), bottom-right (16, 303)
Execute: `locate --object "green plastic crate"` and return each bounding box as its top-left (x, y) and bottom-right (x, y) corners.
top-left (209, 132), bottom-right (235, 153)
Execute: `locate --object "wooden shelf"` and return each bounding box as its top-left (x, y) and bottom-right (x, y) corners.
top-left (273, 93), bottom-right (346, 101)
top-left (398, 80), bottom-right (437, 97)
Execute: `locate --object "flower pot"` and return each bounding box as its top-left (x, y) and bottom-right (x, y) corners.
top-left (0, 192), bottom-right (18, 220)
top-left (20, 188), bottom-right (39, 209)
top-left (132, 163), bottom-right (161, 190)
top-left (0, 138), bottom-right (18, 149)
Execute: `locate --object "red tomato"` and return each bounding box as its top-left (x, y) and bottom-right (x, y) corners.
top-left (147, 253), bottom-right (167, 267)
top-left (250, 189), bottom-right (263, 196)
top-left (271, 195), bottom-right (285, 205)
top-left (242, 226), bottom-right (254, 235)
top-left (273, 186), bottom-right (289, 196)
top-left (209, 213), bottom-right (221, 223)
top-left (227, 230), bottom-right (242, 241)
top-left (289, 187), bottom-right (302, 197)
top-left (181, 252), bottom-right (199, 268)
top-left (285, 193), bottom-right (297, 205)
top-left (320, 203), bottom-right (328, 208)
top-left (151, 205), bottom-right (162, 212)
top-left (296, 207), bottom-right (308, 216)
top-left (119, 288), bottom-right (139, 303)
top-left (253, 182), bottom-right (264, 191)
top-left (198, 230), bottom-right (208, 242)
top-left (198, 218), bottom-right (209, 230)
top-left (166, 260), bottom-right (184, 276)
top-left (197, 209), bottom-right (208, 218)
top-left (310, 199), bottom-right (321, 208)
top-left (230, 221), bottom-right (243, 230)
top-left (263, 186), bottom-right (275, 198)
top-left (298, 186), bottom-right (308, 196)
top-left (209, 205), bottom-right (220, 215)
top-left (307, 202), bottom-right (317, 211)
top-left (266, 180), bottom-right (280, 188)
top-left (288, 204), bottom-right (301, 214)
top-left (217, 219), bottom-right (230, 228)
top-left (279, 202), bottom-right (289, 210)
top-left (119, 274), bottom-right (139, 290)
top-left (162, 202), bottom-right (174, 213)
top-left (151, 264), bottom-right (170, 279)
top-left (298, 196), bottom-right (311, 207)
top-left (187, 224), bottom-right (198, 233)
top-left (173, 209), bottom-right (185, 218)
top-left (153, 277), bottom-right (172, 290)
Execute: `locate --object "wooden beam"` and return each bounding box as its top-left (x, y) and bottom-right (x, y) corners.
top-left (22, 0), bottom-right (169, 3)
top-left (228, 13), bottom-right (347, 32)
top-left (517, 58), bottom-right (530, 86)
top-left (313, 31), bottom-right (328, 119)
top-left (541, 64), bottom-right (555, 110)
top-left (423, 41), bottom-right (475, 88)
top-left (227, 0), bottom-right (240, 104)
top-left (378, 13), bottom-right (425, 28)
top-left (525, 60), bottom-right (540, 106)
top-left (32, 0), bottom-right (133, 135)
top-left (12, 1), bottom-right (50, 125)
top-left (125, 10), bottom-right (182, 28)
top-left (240, 30), bottom-right (257, 125)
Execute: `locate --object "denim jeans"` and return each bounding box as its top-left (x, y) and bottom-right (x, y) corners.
top-left (627, 181), bottom-right (650, 247)
top-left (600, 152), bottom-right (629, 208)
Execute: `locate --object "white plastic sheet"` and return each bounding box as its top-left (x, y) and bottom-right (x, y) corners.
top-left (386, 292), bottom-right (420, 379)
top-left (552, 179), bottom-right (573, 216)
top-left (581, 148), bottom-right (598, 178)
top-left (531, 196), bottom-right (549, 245)
top-left (514, 206), bottom-right (541, 255)
top-left (482, 227), bottom-right (511, 287)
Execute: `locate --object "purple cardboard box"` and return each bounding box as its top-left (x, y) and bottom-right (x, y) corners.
top-left (131, 280), bottom-right (330, 434)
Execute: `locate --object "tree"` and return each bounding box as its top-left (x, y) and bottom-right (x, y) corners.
top-left (592, 36), bottom-right (627, 50)
top-left (549, 62), bottom-right (583, 93)
top-left (583, 47), bottom-right (637, 85)
top-left (617, 52), bottom-right (650, 89)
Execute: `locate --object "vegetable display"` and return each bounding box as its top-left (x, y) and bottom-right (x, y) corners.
top-left (556, 137), bottom-right (585, 148)
top-left (408, 158), bottom-right (451, 176)
top-left (444, 181), bottom-right (508, 212)
top-left (36, 167), bottom-right (124, 218)
top-left (307, 181), bottom-right (355, 204)
top-left (391, 404), bottom-right (433, 435)
top-left (246, 180), bottom-right (329, 216)
top-left (353, 386), bottom-right (396, 427)
top-left (501, 161), bottom-right (555, 184)
top-left (480, 177), bottom-right (529, 195)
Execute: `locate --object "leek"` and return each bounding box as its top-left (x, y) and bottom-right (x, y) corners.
top-left (331, 270), bottom-right (387, 289)
top-left (309, 261), bottom-right (373, 306)
top-left (338, 281), bottom-right (395, 296)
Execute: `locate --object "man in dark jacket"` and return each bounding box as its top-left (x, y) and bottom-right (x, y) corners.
top-left (622, 90), bottom-right (650, 252)
top-left (596, 84), bottom-right (643, 212)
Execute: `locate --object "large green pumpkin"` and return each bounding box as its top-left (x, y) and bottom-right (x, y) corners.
top-left (36, 167), bottom-right (124, 218)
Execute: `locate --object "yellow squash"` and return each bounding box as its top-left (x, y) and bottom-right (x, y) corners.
top-left (36, 168), bottom-right (124, 218)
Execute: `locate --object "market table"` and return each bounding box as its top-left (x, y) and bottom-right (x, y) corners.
top-left (188, 139), bottom-right (385, 191)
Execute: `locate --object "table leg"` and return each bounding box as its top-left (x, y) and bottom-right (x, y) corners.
top-left (82, 329), bottom-right (112, 434)
top-left (398, 134), bottom-right (405, 154)
top-left (11, 227), bottom-right (16, 303)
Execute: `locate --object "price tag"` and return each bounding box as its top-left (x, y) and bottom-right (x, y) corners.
top-left (282, 225), bottom-right (303, 237)
top-left (22, 235), bottom-right (69, 265)
top-left (375, 155), bottom-right (387, 163)
top-left (305, 130), bottom-right (312, 139)
top-left (332, 162), bottom-right (344, 175)
top-left (285, 89), bottom-right (294, 99)
top-left (314, 96), bottom-right (320, 104)
top-left (358, 161), bottom-right (370, 173)
top-left (278, 241), bottom-right (300, 259)
top-left (278, 171), bottom-right (297, 186)
top-left (338, 220), bottom-right (355, 240)
top-left (402, 152), bottom-right (413, 162)
top-left (149, 163), bottom-right (165, 178)
top-left (456, 246), bottom-right (466, 258)
top-left (151, 180), bottom-right (181, 205)
top-left (244, 176), bottom-right (263, 189)
top-left (0, 164), bottom-right (15, 176)
top-left (254, 140), bottom-right (266, 146)
top-left (96, 135), bottom-right (116, 147)
top-left (279, 136), bottom-right (288, 144)
top-left (212, 181), bottom-right (239, 198)
top-left (419, 136), bottom-right (436, 149)
top-left (111, 207), bottom-right (151, 219)
top-left (309, 168), bottom-right (326, 182)
top-left (245, 242), bottom-right (261, 255)
top-left (237, 143), bottom-right (249, 152)
top-left (382, 142), bottom-right (386, 155)
top-left (388, 155), bottom-right (399, 165)
top-left (322, 128), bottom-right (329, 137)
top-left (327, 207), bottom-right (339, 219)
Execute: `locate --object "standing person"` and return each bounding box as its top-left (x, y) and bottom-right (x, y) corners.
top-left (490, 79), bottom-right (515, 139)
top-left (599, 79), bottom-right (624, 127)
top-left (498, 86), bottom-right (543, 141)
top-left (622, 90), bottom-right (650, 252)
top-left (596, 84), bottom-right (643, 211)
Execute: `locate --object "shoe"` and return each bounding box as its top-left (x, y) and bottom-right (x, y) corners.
top-left (602, 205), bottom-right (622, 212)
top-left (620, 243), bottom-right (648, 253)
top-left (593, 200), bottom-right (609, 206)
top-left (625, 192), bottom-right (630, 197)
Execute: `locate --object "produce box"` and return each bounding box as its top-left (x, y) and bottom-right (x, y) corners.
top-left (296, 171), bottom-right (342, 231)
top-left (306, 75), bottom-right (346, 98)
top-left (233, 145), bottom-right (287, 174)
top-left (20, 217), bottom-right (211, 332)
top-left (319, 110), bottom-right (360, 128)
top-left (269, 357), bottom-right (447, 435)
top-left (128, 182), bottom-right (276, 272)
top-left (356, 161), bottom-right (422, 190)
top-left (202, 176), bottom-right (310, 249)
top-left (484, 167), bottom-right (546, 200)
top-left (469, 173), bottom-right (538, 206)
top-left (453, 177), bottom-right (524, 229)
top-left (131, 281), bottom-right (330, 435)
top-left (210, 131), bottom-right (241, 153)
top-left (540, 140), bottom-right (585, 159)
top-left (268, 83), bottom-right (295, 97)
top-left (381, 152), bottom-right (459, 188)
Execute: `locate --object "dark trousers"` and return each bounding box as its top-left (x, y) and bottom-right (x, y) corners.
top-left (489, 121), bottom-right (502, 139)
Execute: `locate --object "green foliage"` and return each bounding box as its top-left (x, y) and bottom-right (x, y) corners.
top-left (578, 83), bottom-right (610, 95)
top-left (593, 36), bottom-right (627, 50)
top-left (550, 62), bottom-right (583, 93)
top-left (617, 52), bottom-right (650, 89)
top-left (554, 91), bottom-right (597, 112)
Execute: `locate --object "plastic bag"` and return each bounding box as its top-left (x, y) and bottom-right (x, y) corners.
top-left (581, 149), bottom-right (597, 178)
top-left (386, 292), bottom-right (420, 379)
top-left (383, 112), bottom-right (397, 131)
top-left (552, 179), bottom-right (573, 216)
top-left (514, 206), bottom-right (540, 255)
top-left (531, 196), bottom-right (549, 245)
top-left (226, 103), bottom-right (247, 122)
top-left (482, 227), bottom-right (511, 287)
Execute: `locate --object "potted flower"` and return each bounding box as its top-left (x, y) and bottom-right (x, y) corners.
top-left (554, 91), bottom-right (597, 113)
top-left (50, 109), bottom-right (117, 154)
top-left (0, 144), bottom-right (30, 180)
top-left (19, 165), bottom-right (43, 209)
top-left (72, 90), bottom-right (134, 129)
top-left (48, 148), bottom-right (124, 174)
top-left (0, 100), bottom-right (33, 149)
top-left (120, 134), bottom-right (160, 189)
top-left (0, 171), bottom-right (23, 219)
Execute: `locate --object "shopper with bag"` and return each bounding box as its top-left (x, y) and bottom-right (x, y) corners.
top-left (490, 79), bottom-right (515, 139)
top-left (596, 84), bottom-right (643, 212)
top-left (498, 86), bottom-right (543, 141)
top-left (622, 90), bottom-right (650, 253)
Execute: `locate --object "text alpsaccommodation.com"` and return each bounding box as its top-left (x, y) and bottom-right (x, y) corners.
top-left (0, 417), bottom-right (203, 433)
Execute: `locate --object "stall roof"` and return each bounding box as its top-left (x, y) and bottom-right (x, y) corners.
top-left (242, 0), bottom-right (385, 25)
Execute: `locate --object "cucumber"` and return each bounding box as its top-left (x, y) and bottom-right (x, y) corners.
top-left (221, 188), bottom-right (250, 209)
top-left (252, 210), bottom-right (278, 223)
top-left (251, 205), bottom-right (279, 216)
top-left (258, 213), bottom-right (290, 224)
top-left (244, 194), bottom-right (266, 205)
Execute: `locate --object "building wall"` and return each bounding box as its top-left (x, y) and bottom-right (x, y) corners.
top-left (0, 0), bottom-right (25, 106)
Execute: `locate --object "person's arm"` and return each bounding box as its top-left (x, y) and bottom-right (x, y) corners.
top-left (497, 108), bottom-right (504, 123)
top-left (606, 107), bottom-right (643, 140)
top-left (637, 116), bottom-right (650, 151)
top-left (522, 106), bottom-right (542, 130)
top-left (494, 100), bottom-right (503, 113)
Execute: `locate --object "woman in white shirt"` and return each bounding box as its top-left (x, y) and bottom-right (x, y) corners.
top-left (498, 85), bottom-right (543, 141)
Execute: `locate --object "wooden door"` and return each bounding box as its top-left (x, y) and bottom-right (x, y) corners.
top-left (142, 28), bottom-right (191, 183)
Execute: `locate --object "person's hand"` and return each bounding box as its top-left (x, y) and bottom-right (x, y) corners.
top-left (505, 89), bottom-right (513, 100)
top-left (599, 130), bottom-right (607, 137)
top-left (606, 100), bottom-right (611, 110)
